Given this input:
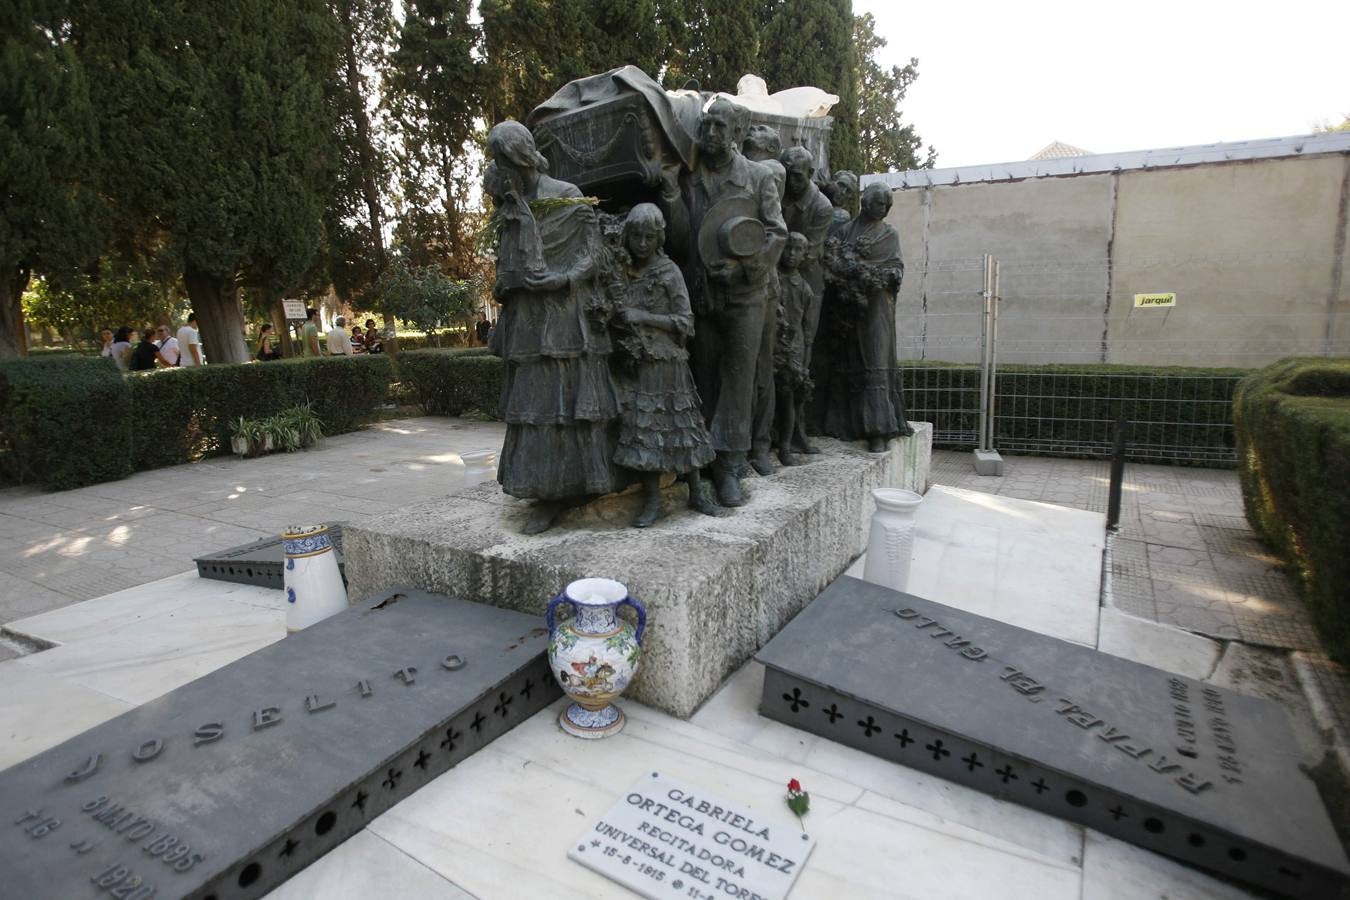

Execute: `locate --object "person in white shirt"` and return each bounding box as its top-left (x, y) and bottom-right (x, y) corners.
top-left (176, 312), bottom-right (203, 366)
top-left (327, 316), bottom-right (354, 356)
top-left (154, 325), bottom-right (180, 366)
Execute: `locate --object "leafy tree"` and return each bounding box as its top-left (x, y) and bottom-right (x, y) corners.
top-left (0, 0), bottom-right (103, 357)
top-left (657, 0), bottom-right (758, 93)
top-left (73, 0), bottom-right (340, 365)
top-left (366, 257), bottom-right (477, 341)
top-left (1313, 113), bottom-right (1350, 133)
top-left (854, 12), bottom-right (934, 172)
top-left (759, 0), bottom-right (858, 173)
top-left (22, 257), bottom-right (185, 345)
top-left (386, 0), bottom-right (485, 281)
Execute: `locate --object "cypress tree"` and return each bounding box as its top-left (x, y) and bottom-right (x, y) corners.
top-left (759, 0), bottom-right (858, 173)
top-left (75, 0), bottom-right (339, 364)
top-left (0, 0), bottom-right (103, 357)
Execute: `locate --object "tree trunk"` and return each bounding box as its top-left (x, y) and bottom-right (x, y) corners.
top-left (339, 0), bottom-right (395, 354)
top-left (268, 296), bottom-right (294, 358)
top-left (0, 267), bottom-right (31, 359)
top-left (184, 265), bottom-right (249, 364)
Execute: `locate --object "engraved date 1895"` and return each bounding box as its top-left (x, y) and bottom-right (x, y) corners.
top-left (91, 862), bottom-right (157, 899)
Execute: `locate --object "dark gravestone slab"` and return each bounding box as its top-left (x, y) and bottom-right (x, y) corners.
top-left (0, 588), bottom-right (559, 900)
top-left (194, 525), bottom-right (345, 590)
top-left (756, 576), bottom-right (1350, 900)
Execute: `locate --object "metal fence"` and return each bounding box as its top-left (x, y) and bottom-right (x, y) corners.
top-left (901, 367), bottom-right (1243, 465)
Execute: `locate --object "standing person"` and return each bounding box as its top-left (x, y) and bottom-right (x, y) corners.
top-left (155, 325), bottom-right (180, 367)
top-left (299, 308), bottom-right (322, 357)
top-left (475, 311), bottom-right (491, 345)
top-left (107, 327), bottom-right (134, 371)
top-left (657, 97), bottom-right (787, 507)
top-left (130, 328), bottom-right (160, 371)
top-left (486, 120), bottom-right (620, 535)
top-left (176, 313), bottom-right (204, 366)
top-left (610, 204), bottom-right (718, 527)
top-left (256, 323), bottom-right (282, 361)
top-left (327, 316), bottom-right (354, 356)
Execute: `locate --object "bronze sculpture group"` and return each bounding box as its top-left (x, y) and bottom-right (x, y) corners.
top-left (486, 92), bottom-right (911, 533)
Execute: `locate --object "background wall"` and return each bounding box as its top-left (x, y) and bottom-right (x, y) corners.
top-left (881, 150), bottom-right (1350, 366)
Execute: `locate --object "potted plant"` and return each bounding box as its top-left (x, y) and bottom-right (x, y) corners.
top-left (229, 417), bottom-right (266, 457)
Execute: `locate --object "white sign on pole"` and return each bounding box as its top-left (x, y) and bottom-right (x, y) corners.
top-left (282, 299), bottom-right (307, 320)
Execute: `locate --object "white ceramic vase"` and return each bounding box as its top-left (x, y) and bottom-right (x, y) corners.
top-left (461, 449), bottom-right (498, 487)
top-left (546, 578), bottom-right (646, 739)
top-left (862, 488), bottom-right (924, 593)
top-left (283, 524), bottom-right (348, 633)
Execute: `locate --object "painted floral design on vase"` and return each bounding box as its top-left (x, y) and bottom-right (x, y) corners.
top-left (282, 524), bottom-right (348, 633)
top-left (546, 578), bottom-right (646, 739)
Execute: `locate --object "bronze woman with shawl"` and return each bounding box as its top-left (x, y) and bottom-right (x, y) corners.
top-left (817, 183), bottom-right (914, 451)
top-left (486, 121), bottom-right (621, 534)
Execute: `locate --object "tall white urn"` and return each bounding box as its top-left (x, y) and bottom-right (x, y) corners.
top-left (862, 488), bottom-right (924, 593)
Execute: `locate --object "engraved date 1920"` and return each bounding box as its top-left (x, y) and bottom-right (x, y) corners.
top-left (91, 862), bottom-right (157, 899)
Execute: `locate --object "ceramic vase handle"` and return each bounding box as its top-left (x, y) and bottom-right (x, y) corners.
top-left (619, 595), bottom-right (647, 645)
top-left (545, 593), bottom-right (573, 633)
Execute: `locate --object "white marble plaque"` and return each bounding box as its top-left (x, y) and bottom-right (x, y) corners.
top-left (569, 771), bottom-right (814, 900)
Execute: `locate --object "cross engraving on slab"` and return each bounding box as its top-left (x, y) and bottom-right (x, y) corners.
top-left (926, 739), bottom-right (951, 761)
top-left (413, 749), bottom-right (431, 770)
top-left (1031, 778), bottom-right (1049, 795)
top-left (382, 767), bottom-right (403, 791)
top-left (441, 727), bottom-right (462, 752)
top-left (823, 703), bottom-right (842, 723)
top-left (520, 678), bottom-right (535, 700)
top-left (494, 692), bottom-right (512, 718)
top-left (858, 716), bottom-right (881, 737)
top-left (279, 837), bottom-right (299, 858)
top-left (995, 764), bottom-right (1018, 784)
top-left (352, 790), bottom-right (368, 812)
top-left (1109, 805), bottom-right (1128, 821)
top-left (894, 728), bottom-right (915, 748)
top-left (961, 752), bottom-right (984, 772)
top-left (470, 711), bottom-right (487, 733)
top-left (783, 687), bottom-right (809, 712)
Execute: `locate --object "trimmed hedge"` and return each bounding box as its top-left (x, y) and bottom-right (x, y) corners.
top-left (1235, 357), bottom-right (1350, 662)
top-left (0, 356), bottom-right (133, 489)
top-left (128, 355), bottom-right (394, 470)
top-left (395, 349), bottom-right (502, 416)
top-left (901, 361), bottom-right (1249, 464)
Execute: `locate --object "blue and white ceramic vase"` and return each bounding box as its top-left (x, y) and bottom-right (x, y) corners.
top-left (546, 578), bottom-right (646, 739)
top-left (282, 524), bottom-right (348, 633)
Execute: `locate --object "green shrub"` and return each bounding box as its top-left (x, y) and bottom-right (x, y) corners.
top-left (395, 349), bottom-right (502, 416)
top-left (901, 361), bottom-right (1249, 465)
top-left (0, 356), bottom-right (133, 489)
top-left (1234, 357), bottom-right (1350, 662)
top-left (127, 355), bottom-right (393, 470)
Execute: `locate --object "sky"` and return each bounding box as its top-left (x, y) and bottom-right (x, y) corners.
top-left (854, 0), bottom-right (1350, 170)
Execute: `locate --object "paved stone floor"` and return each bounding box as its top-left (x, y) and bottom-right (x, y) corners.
top-left (0, 417), bottom-right (504, 625)
top-left (2, 423), bottom-right (1346, 783)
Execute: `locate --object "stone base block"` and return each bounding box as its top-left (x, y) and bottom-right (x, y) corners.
top-left (973, 448), bottom-right (1004, 475)
top-left (344, 423), bottom-right (931, 717)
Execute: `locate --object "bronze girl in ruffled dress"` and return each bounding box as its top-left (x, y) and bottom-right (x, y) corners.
top-left (611, 204), bottom-right (718, 527)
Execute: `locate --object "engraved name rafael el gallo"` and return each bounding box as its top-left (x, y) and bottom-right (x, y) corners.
top-left (598, 785), bottom-right (800, 881)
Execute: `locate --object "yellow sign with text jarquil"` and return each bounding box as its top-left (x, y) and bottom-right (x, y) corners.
top-left (1133, 292), bottom-right (1176, 308)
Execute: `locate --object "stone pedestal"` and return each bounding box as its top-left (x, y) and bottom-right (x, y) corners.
top-left (344, 424), bottom-right (931, 718)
